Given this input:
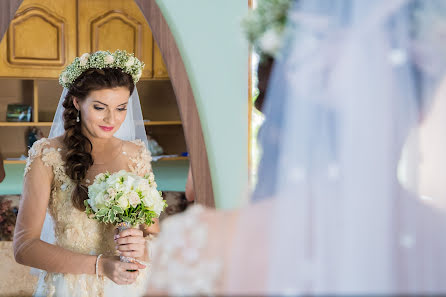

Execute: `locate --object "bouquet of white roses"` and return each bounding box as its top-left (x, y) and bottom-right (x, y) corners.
top-left (85, 170), bottom-right (166, 226)
top-left (85, 170), bottom-right (166, 264)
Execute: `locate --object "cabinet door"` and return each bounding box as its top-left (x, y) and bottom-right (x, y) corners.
top-left (153, 41), bottom-right (169, 79)
top-left (0, 0), bottom-right (77, 78)
top-left (77, 0), bottom-right (153, 79)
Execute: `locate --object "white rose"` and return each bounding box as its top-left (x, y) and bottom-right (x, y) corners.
top-left (123, 175), bottom-right (138, 192)
top-left (150, 188), bottom-right (162, 201)
top-left (61, 72), bottom-right (69, 83)
top-left (125, 57), bottom-right (135, 67)
top-left (95, 173), bottom-right (106, 182)
top-left (135, 69), bottom-right (142, 80)
top-left (258, 28), bottom-right (283, 56)
top-left (128, 192), bottom-right (141, 208)
top-left (148, 172), bottom-right (155, 183)
top-left (86, 198), bottom-right (98, 212)
top-left (153, 200), bottom-right (165, 216)
top-left (104, 193), bottom-right (113, 206)
top-left (117, 195), bottom-right (129, 209)
top-left (138, 180), bottom-right (150, 192)
top-left (79, 53), bottom-right (90, 66)
top-left (107, 187), bottom-right (117, 199)
top-left (93, 192), bottom-right (107, 210)
top-left (104, 54), bottom-right (114, 64)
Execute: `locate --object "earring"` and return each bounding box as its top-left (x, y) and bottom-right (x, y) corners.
top-left (76, 110), bottom-right (80, 123)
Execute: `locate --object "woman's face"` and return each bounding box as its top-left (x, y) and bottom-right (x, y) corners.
top-left (74, 87), bottom-right (130, 139)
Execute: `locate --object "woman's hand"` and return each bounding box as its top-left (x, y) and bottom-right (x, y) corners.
top-left (99, 255), bottom-right (146, 285)
top-left (115, 228), bottom-right (146, 260)
top-left (142, 219), bottom-right (160, 237)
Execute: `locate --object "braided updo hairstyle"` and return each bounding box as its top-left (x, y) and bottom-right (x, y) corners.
top-left (63, 68), bottom-right (134, 210)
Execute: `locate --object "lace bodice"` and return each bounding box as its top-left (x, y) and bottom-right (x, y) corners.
top-left (25, 138), bottom-right (152, 255)
top-left (18, 137), bottom-right (153, 297)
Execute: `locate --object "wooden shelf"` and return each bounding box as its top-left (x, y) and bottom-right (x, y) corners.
top-left (4, 160), bottom-right (26, 164)
top-left (157, 156), bottom-right (188, 161)
top-left (144, 121), bottom-right (182, 126)
top-left (0, 122), bottom-right (52, 127)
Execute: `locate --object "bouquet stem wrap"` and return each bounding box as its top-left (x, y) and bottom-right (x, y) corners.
top-left (117, 221), bottom-right (138, 264)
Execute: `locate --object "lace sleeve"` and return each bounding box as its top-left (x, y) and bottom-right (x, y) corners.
top-left (14, 138), bottom-right (98, 274)
top-left (24, 138), bottom-right (52, 177)
top-left (128, 139), bottom-right (153, 177)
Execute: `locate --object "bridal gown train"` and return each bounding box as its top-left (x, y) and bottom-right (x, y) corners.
top-left (15, 137), bottom-right (154, 297)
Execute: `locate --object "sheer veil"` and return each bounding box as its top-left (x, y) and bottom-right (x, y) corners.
top-left (229, 0), bottom-right (446, 294)
top-left (34, 86), bottom-right (147, 273)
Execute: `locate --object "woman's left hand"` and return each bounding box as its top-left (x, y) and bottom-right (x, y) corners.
top-left (115, 228), bottom-right (146, 259)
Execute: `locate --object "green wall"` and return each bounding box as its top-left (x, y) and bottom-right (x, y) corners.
top-left (0, 161), bottom-right (189, 195)
top-left (156, 0), bottom-right (249, 209)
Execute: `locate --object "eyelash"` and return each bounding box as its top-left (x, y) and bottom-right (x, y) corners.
top-left (93, 106), bottom-right (127, 111)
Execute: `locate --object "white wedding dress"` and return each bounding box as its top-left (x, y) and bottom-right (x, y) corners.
top-left (15, 137), bottom-right (154, 297)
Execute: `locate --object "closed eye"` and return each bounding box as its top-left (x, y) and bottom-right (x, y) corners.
top-left (117, 106), bottom-right (127, 111)
top-left (93, 105), bottom-right (105, 110)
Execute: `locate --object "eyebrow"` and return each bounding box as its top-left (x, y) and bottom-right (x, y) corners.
top-left (93, 100), bottom-right (128, 107)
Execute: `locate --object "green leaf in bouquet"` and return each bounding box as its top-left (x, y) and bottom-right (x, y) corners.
top-left (84, 201), bottom-right (93, 215)
top-left (97, 208), bottom-right (108, 217)
top-left (112, 205), bottom-right (124, 214)
top-left (137, 211), bottom-right (144, 218)
top-left (122, 216), bottom-right (131, 223)
top-left (110, 210), bottom-right (116, 222)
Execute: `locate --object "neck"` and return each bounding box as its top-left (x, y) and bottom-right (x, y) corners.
top-left (81, 125), bottom-right (115, 154)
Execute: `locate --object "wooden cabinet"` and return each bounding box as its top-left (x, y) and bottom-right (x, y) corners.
top-left (0, 0), bottom-right (77, 78)
top-left (77, 0), bottom-right (154, 79)
top-left (153, 42), bottom-right (169, 79)
top-left (0, 0), bottom-right (169, 80)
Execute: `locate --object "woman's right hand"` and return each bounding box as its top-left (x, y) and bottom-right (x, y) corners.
top-left (99, 256), bottom-right (146, 285)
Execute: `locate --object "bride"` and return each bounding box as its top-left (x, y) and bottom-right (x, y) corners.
top-left (146, 0), bottom-right (446, 295)
top-left (13, 50), bottom-right (159, 297)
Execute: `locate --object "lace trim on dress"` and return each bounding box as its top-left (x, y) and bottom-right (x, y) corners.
top-left (128, 139), bottom-right (153, 177)
top-left (150, 205), bottom-right (223, 296)
top-left (24, 138), bottom-right (51, 176)
top-left (24, 138), bottom-right (73, 191)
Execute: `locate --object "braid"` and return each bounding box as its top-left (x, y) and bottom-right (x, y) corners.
top-left (62, 94), bottom-right (93, 210)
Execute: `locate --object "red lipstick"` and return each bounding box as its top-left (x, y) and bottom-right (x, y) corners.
top-left (99, 125), bottom-right (114, 132)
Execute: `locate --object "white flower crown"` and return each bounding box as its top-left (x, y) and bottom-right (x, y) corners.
top-left (59, 50), bottom-right (145, 88)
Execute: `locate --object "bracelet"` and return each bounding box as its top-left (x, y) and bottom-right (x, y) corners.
top-left (95, 254), bottom-right (103, 280)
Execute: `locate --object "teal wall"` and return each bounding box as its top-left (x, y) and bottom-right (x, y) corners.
top-left (0, 161), bottom-right (189, 195)
top-left (0, 164), bottom-right (25, 195)
top-left (156, 0), bottom-right (249, 209)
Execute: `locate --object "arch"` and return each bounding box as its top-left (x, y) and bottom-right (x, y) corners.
top-left (134, 0), bottom-right (215, 207)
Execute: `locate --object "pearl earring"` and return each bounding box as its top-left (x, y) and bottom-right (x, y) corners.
top-left (76, 110), bottom-right (80, 123)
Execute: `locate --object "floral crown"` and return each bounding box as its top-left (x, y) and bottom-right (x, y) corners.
top-left (59, 50), bottom-right (145, 88)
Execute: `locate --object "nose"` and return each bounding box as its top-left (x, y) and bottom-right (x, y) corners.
top-left (103, 109), bottom-right (116, 125)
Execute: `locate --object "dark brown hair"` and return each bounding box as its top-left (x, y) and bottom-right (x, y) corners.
top-left (63, 68), bottom-right (134, 210)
